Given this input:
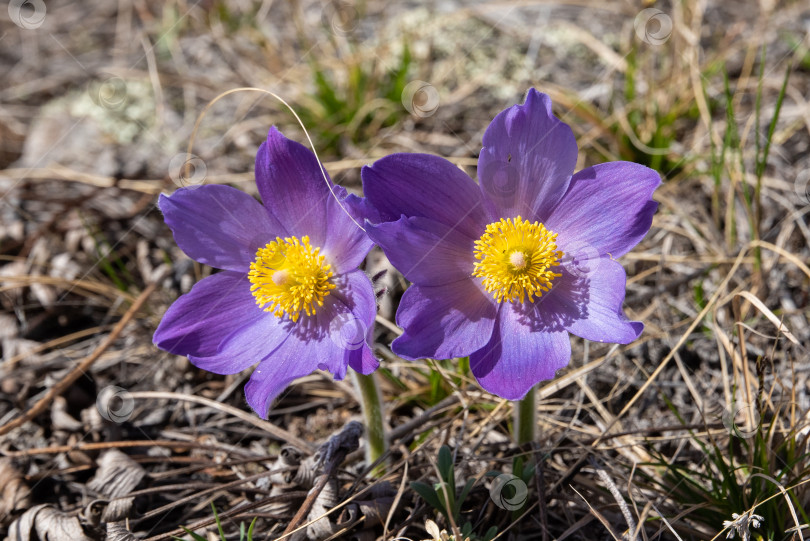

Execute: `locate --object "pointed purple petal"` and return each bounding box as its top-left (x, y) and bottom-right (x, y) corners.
top-left (343, 192), bottom-right (383, 225)
top-left (349, 346), bottom-right (380, 375)
top-left (478, 89), bottom-right (578, 221)
top-left (321, 188), bottom-right (375, 273)
top-left (187, 303), bottom-right (289, 375)
top-left (361, 153), bottom-right (488, 239)
top-left (366, 216), bottom-right (477, 286)
top-left (255, 128), bottom-right (370, 272)
top-left (158, 185), bottom-right (283, 272)
top-left (469, 302), bottom-right (571, 400)
top-left (255, 127), bottom-right (331, 245)
top-left (317, 269), bottom-right (379, 378)
top-left (545, 161), bottom-right (660, 259)
top-left (535, 259), bottom-right (643, 344)
top-left (244, 269), bottom-right (378, 417)
top-left (154, 271), bottom-right (259, 359)
top-left (244, 351), bottom-right (308, 417)
top-left (392, 280), bottom-right (497, 360)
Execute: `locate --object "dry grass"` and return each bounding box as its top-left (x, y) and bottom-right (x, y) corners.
top-left (0, 0), bottom-right (809, 540)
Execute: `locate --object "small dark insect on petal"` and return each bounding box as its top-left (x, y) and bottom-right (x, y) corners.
top-left (371, 269), bottom-right (387, 283)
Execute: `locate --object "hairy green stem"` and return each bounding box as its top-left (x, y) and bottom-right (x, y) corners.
top-left (514, 385), bottom-right (537, 445)
top-left (352, 371), bottom-right (387, 470)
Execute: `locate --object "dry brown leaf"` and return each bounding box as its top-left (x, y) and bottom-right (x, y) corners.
top-left (105, 522), bottom-right (139, 541)
top-left (87, 449), bottom-right (146, 523)
top-left (5, 504), bottom-right (96, 541)
top-left (0, 459), bottom-right (30, 520)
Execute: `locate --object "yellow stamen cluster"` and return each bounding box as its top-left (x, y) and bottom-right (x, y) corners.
top-left (248, 236), bottom-right (335, 322)
top-left (472, 216), bottom-right (563, 303)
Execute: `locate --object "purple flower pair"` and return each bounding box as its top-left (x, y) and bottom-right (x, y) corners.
top-left (154, 89), bottom-right (660, 415)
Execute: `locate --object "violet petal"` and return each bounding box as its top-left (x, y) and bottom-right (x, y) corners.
top-left (534, 259), bottom-right (643, 344)
top-left (392, 280), bottom-right (497, 360)
top-left (361, 153), bottom-right (488, 239)
top-left (470, 301), bottom-right (571, 400)
top-left (255, 128), bottom-right (371, 270)
top-left (243, 269), bottom-right (377, 417)
top-left (366, 215), bottom-right (477, 286)
top-left (153, 271), bottom-right (259, 359)
top-left (158, 186), bottom-right (282, 272)
top-left (478, 89), bottom-right (578, 221)
top-left (545, 161), bottom-right (660, 258)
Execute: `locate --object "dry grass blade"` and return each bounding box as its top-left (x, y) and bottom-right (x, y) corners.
top-left (127, 391), bottom-right (316, 454)
top-left (571, 486), bottom-right (621, 541)
top-left (747, 474), bottom-right (806, 541)
top-left (0, 278), bottom-right (160, 437)
top-left (736, 291), bottom-right (801, 346)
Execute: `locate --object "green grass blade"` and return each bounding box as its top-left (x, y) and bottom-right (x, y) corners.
top-left (176, 528), bottom-right (208, 541)
top-left (411, 481), bottom-right (447, 517)
top-left (756, 61), bottom-right (791, 180)
top-left (211, 502), bottom-right (226, 539)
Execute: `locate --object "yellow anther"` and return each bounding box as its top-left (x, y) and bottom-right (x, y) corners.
top-left (472, 216), bottom-right (563, 303)
top-left (248, 236), bottom-right (335, 322)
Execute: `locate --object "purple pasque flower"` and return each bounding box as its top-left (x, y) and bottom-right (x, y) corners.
top-left (361, 89), bottom-right (659, 400)
top-left (154, 127), bottom-right (378, 417)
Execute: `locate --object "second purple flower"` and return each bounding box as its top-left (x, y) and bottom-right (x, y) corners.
top-left (361, 89), bottom-right (660, 400)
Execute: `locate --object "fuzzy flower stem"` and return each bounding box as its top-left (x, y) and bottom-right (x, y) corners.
top-left (514, 384), bottom-right (537, 444)
top-left (351, 371), bottom-right (387, 471)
